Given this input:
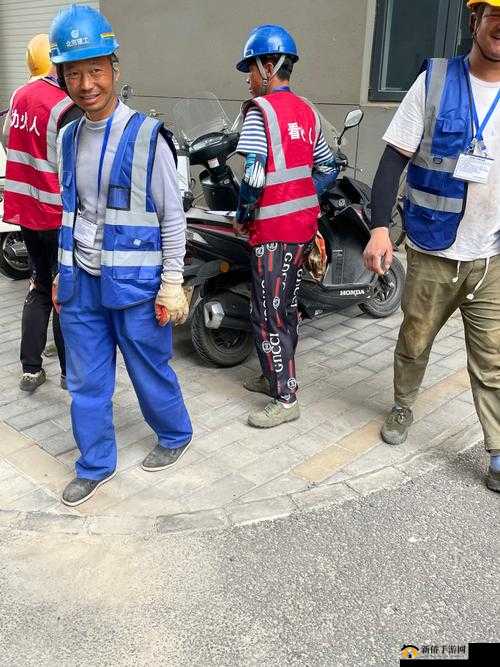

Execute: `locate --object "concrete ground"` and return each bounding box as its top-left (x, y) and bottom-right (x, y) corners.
top-left (0, 444), bottom-right (497, 666)
top-left (0, 265), bottom-right (485, 528)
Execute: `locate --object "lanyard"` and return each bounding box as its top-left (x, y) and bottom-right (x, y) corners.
top-left (272, 85), bottom-right (291, 92)
top-left (97, 111), bottom-right (114, 197)
top-left (464, 59), bottom-right (500, 151)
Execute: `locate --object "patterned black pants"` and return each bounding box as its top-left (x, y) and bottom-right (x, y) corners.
top-left (250, 241), bottom-right (308, 403)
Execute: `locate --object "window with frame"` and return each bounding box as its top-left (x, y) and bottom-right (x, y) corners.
top-left (369, 0), bottom-right (471, 102)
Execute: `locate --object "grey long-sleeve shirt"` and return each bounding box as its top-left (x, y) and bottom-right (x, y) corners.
top-left (63, 100), bottom-right (186, 276)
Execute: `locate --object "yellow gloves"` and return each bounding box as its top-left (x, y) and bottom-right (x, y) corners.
top-left (155, 273), bottom-right (189, 326)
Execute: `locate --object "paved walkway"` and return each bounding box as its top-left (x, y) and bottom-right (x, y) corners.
top-left (0, 262), bottom-right (483, 532)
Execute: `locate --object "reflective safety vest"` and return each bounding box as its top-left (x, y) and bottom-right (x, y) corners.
top-left (4, 77), bottom-right (74, 230)
top-left (246, 91), bottom-right (320, 246)
top-left (58, 112), bottom-right (176, 309)
top-left (405, 57), bottom-right (473, 251)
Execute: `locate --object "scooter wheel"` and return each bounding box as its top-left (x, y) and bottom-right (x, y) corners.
top-left (0, 231), bottom-right (31, 280)
top-left (191, 299), bottom-right (254, 367)
top-left (359, 256), bottom-right (405, 318)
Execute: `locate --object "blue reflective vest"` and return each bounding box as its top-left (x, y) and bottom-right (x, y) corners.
top-left (57, 111), bottom-right (177, 309)
top-left (404, 57), bottom-right (473, 251)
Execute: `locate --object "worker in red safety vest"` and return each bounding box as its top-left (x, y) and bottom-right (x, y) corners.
top-left (235, 24), bottom-right (336, 429)
top-left (3, 33), bottom-right (81, 392)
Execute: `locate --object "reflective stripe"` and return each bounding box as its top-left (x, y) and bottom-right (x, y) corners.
top-left (5, 179), bottom-right (61, 205)
top-left (412, 152), bottom-right (458, 174)
top-left (419, 59), bottom-right (448, 161)
top-left (58, 248), bottom-right (73, 266)
top-left (407, 187), bottom-right (463, 213)
top-left (7, 149), bottom-right (56, 173)
top-left (130, 116), bottom-right (158, 212)
top-left (106, 210), bottom-right (159, 227)
top-left (253, 96), bottom-right (286, 170)
top-left (101, 250), bottom-right (162, 267)
top-left (62, 211), bottom-right (75, 228)
top-left (46, 97), bottom-right (73, 167)
top-left (255, 195), bottom-right (319, 220)
top-left (266, 165), bottom-right (311, 185)
top-left (300, 97), bottom-right (321, 145)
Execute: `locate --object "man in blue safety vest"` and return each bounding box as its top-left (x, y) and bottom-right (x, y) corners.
top-left (364, 0), bottom-right (500, 492)
top-left (49, 4), bottom-right (192, 506)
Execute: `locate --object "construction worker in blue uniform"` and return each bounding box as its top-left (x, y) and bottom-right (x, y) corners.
top-left (49, 4), bottom-right (192, 506)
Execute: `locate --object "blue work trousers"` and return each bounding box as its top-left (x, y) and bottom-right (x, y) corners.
top-left (60, 268), bottom-right (192, 480)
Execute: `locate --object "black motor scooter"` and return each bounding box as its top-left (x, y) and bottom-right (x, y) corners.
top-left (173, 96), bottom-right (404, 367)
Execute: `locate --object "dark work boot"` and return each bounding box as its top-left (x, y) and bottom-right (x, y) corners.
top-left (486, 468), bottom-right (500, 493)
top-left (141, 440), bottom-right (192, 472)
top-left (62, 470), bottom-right (116, 507)
top-left (20, 369), bottom-right (46, 392)
top-left (381, 405), bottom-right (414, 446)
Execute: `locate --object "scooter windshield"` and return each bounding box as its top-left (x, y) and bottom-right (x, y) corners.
top-left (173, 93), bottom-right (231, 145)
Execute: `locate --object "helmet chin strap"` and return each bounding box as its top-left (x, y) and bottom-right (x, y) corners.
top-left (256, 55), bottom-right (286, 94)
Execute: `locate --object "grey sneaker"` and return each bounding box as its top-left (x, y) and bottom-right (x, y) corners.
top-left (248, 399), bottom-right (300, 429)
top-left (60, 374), bottom-right (67, 390)
top-left (43, 343), bottom-right (58, 358)
top-left (486, 468), bottom-right (500, 493)
top-left (61, 471), bottom-right (116, 507)
top-left (141, 440), bottom-right (192, 472)
top-left (243, 375), bottom-right (272, 397)
top-left (20, 369), bottom-right (46, 392)
top-left (381, 405), bottom-right (414, 446)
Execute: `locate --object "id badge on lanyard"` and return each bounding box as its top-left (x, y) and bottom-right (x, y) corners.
top-left (74, 109), bottom-right (115, 244)
top-left (453, 60), bottom-right (499, 185)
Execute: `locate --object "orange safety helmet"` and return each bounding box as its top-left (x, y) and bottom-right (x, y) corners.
top-left (26, 34), bottom-right (52, 78)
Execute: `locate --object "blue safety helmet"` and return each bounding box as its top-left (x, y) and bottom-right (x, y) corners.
top-left (236, 24), bottom-right (299, 73)
top-left (49, 4), bottom-right (119, 64)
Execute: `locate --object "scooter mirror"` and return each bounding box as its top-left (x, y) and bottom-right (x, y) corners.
top-left (343, 109), bottom-right (364, 129)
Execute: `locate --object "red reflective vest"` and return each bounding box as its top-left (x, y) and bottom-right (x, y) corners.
top-left (246, 91), bottom-right (320, 246)
top-left (4, 77), bottom-right (74, 231)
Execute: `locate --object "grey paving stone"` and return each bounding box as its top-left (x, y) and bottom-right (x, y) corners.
top-left (346, 466), bottom-right (410, 496)
top-left (22, 420), bottom-right (66, 442)
top-left (0, 459), bottom-right (18, 481)
top-left (310, 324), bottom-right (356, 342)
top-left (19, 511), bottom-right (87, 534)
top-left (238, 473), bottom-right (309, 503)
top-left (210, 440), bottom-right (267, 471)
top-left (87, 514), bottom-right (156, 535)
top-left (156, 508), bottom-right (228, 533)
top-left (239, 445), bottom-right (304, 486)
top-left (227, 496), bottom-right (296, 525)
top-left (37, 431), bottom-right (77, 457)
top-left (4, 487), bottom-right (59, 512)
top-left (292, 482), bottom-right (359, 509)
top-left (0, 474), bottom-right (38, 503)
top-left (0, 510), bottom-right (21, 527)
top-left (327, 364), bottom-right (374, 389)
top-left (358, 349), bottom-right (395, 372)
top-left (7, 404), bottom-right (68, 431)
top-left (340, 443), bottom-right (406, 477)
top-left (355, 336), bottom-right (395, 356)
top-left (184, 473), bottom-right (255, 512)
top-left (348, 324), bottom-right (393, 343)
top-left (323, 350), bottom-right (368, 372)
top-left (116, 421), bottom-right (154, 449)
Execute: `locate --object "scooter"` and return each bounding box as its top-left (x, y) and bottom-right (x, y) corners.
top-left (172, 94), bottom-right (405, 367)
top-left (0, 140), bottom-right (31, 279)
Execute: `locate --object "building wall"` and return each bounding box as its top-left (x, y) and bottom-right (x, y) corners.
top-left (101, 0), bottom-right (397, 182)
top-left (0, 0), bottom-right (99, 111)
